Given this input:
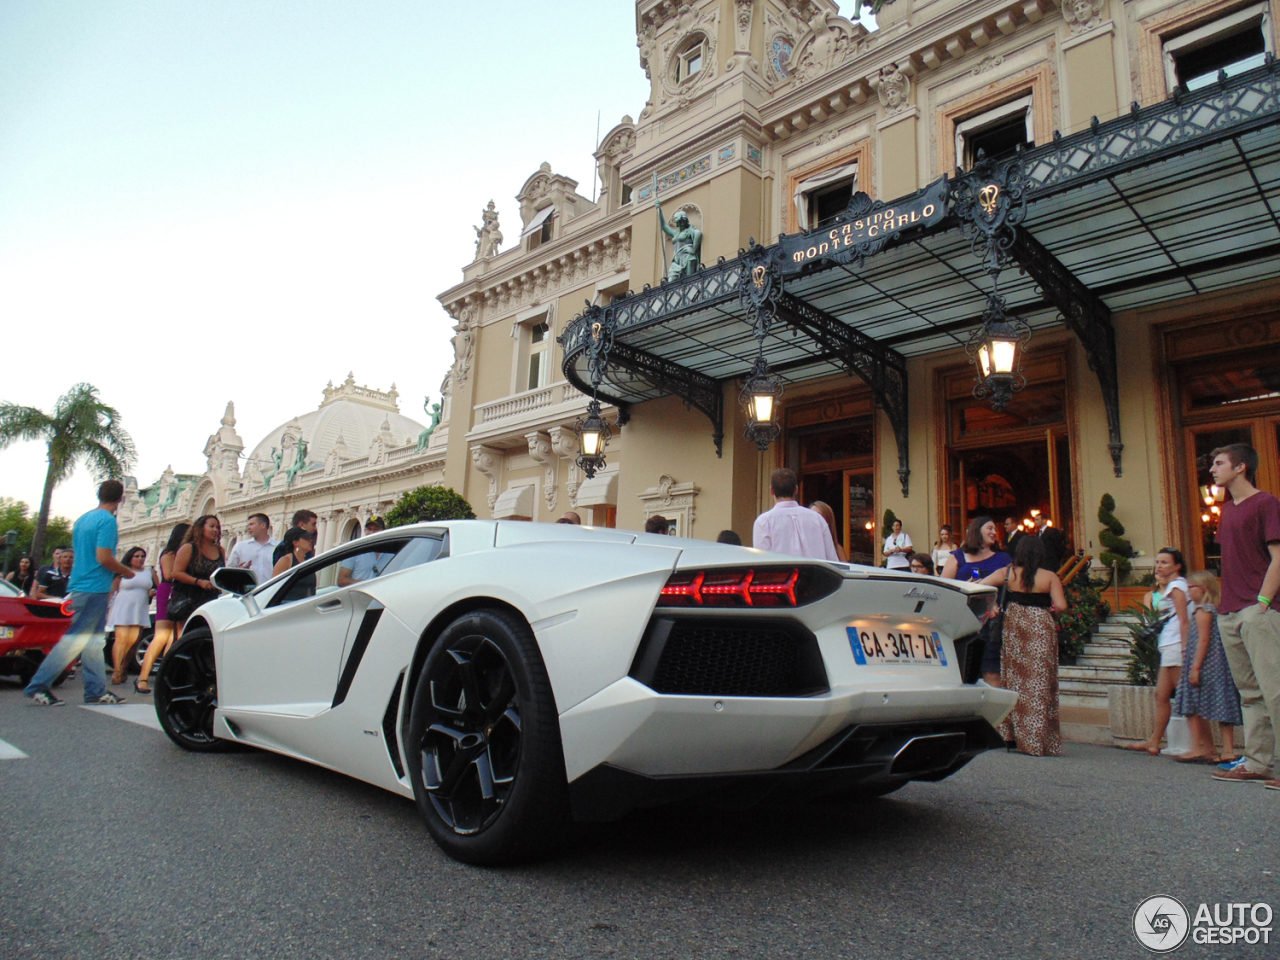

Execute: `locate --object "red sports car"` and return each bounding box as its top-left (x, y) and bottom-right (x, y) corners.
top-left (0, 578), bottom-right (73, 684)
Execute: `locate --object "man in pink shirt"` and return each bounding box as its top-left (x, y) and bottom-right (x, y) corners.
top-left (752, 468), bottom-right (839, 561)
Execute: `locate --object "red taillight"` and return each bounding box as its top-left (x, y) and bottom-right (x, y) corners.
top-left (659, 568), bottom-right (802, 608)
top-left (660, 571), bottom-right (705, 605)
top-left (60, 598), bottom-right (74, 617)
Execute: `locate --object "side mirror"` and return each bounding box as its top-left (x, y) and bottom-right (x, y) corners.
top-left (212, 567), bottom-right (257, 596)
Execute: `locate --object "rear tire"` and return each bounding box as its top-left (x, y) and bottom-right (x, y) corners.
top-left (154, 628), bottom-right (233, 752)
top-left (406, 608), bottom-right (569, 865)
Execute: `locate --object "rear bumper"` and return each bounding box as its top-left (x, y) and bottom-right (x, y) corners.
top-left (568, 716), bottom-right (1005, 821)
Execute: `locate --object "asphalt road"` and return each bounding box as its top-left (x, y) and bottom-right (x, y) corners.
top-left (2, 679), bottom-right (1277, 960)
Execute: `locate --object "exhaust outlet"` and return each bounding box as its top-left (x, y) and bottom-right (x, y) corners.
top-left (888, 732), bottom-right (967, 777)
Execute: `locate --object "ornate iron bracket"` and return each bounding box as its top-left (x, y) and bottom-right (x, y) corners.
top-left (1010, 228), bottom-right (1124, 477)
top-left (560, 303), bottom-right (723, 456)
top-left (609, 341), bottom-right (724, 457)
top-left (951, 156), bottom-right (1029, 278)
top-left (738, 241), bottom-right (786, 340)
top-left (776, 291), bottom-right (912, 497)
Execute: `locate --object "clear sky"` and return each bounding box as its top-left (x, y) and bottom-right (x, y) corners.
top-left (0, 1), bottom-right (869, 525)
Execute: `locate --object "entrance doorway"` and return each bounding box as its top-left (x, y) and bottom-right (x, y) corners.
top-left (784, 391), bottom-right (876, 564)
top-left (942, 350), bottom-right (1074, 555)
top-left (1173, 346), bottom-right (1280, 570)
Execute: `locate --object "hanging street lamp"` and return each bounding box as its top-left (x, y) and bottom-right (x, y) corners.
top-left (574, 397), bottom-right (612, 479)
top-left (741, 356), bottom-right (783, 451)
top-left (737, 249), bottom-right (787, 452)
top-left (573, 313), bottom-right (616, 479)
top-left (965, 291), bottom-right (1031, 412)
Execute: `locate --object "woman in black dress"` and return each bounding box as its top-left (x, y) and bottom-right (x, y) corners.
top-left (8, 556), bottom-right (36, 595)
top-left (168, 515), bottom-right (225, 640)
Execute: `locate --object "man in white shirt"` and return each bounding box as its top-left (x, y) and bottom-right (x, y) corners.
top-left (752, 468), bottom-right (839, 561)
top-left (339, 516), bottom-right (396, 586)
top-left (226, 513), bottom-right (279, 584)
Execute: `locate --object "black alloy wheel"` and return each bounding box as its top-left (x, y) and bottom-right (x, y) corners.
top-left (153, 627), bottom-right (233, 752)
top-left (407, 608), bottom-right (569, 865)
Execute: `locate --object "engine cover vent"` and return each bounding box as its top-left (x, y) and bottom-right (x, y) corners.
top-left (631, 617), bottom-right (828, 698)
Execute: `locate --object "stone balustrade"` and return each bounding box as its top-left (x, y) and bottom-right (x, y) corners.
top-left (476, 384), bottom-right (565, 424)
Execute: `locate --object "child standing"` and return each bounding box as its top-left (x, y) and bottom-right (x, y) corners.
top-left (1173, 571), bottom-right (1242, 764)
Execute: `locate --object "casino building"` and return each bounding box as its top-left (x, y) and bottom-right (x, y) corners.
top-left (434, 0), bottom-right (1280, 576)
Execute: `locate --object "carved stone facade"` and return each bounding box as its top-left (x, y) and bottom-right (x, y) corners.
top-left (116, 376), bottom-right (443, 565)
top-left (427, 0), bottom-right (1272, 593)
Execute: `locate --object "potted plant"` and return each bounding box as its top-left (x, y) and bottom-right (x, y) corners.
top-left (1107, 601), bottom-right (1160, 740)
top-left (1057, 576), bottom-right (1110, 666)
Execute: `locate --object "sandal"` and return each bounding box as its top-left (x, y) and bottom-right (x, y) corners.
top-left (1174, 753), bottom-right (1219, 764)
top-left (133, 679), bottom-right (151, 695)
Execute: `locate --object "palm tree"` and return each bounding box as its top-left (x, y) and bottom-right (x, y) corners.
top-left (0, 383), bottom-right (136, 564)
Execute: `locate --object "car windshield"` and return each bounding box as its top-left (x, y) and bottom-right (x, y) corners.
top-left (0, 579), bottom-right (21, 598)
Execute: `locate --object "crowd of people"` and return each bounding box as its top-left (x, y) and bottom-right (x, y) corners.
top-left (17, 449), bottom-right (1280, 792)
top-left (13, 492), bottom-right (337, 705)
top-left (729, 457), bottom-right (1280, 785)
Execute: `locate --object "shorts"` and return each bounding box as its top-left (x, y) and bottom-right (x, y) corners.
top-left (1159, 643), bottom-right (1182, 668)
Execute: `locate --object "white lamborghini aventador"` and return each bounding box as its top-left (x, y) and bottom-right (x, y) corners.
top-left (153, 520), bottom-right (1016, 864)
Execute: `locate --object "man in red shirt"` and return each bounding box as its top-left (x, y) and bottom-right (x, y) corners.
top-left (1209, 443), bottom-right (1280, 786)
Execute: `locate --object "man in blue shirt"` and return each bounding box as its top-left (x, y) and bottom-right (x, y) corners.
top-left (25, 480), bottom-right (138, 706)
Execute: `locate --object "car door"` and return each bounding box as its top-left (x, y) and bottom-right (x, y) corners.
top-left (218, 540), bottom-right (407, 717)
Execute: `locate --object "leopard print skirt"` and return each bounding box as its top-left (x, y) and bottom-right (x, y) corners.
top-left (998, 603), bottom-right (1062, 757)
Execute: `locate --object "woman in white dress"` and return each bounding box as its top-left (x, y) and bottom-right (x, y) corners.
top-left (883, 519), bottom-right (912, 570)
top-left (107, 547), bottom-right (154, 687)
top-left (931, 525), bottom-right (956, 574)
top-left (1125, 547), bottom-right (1190, 756)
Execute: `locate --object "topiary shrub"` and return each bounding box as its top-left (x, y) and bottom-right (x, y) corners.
top-left (1098, 493), bottom-right (1133, 577)
top-left (384, 485), bottom-right (476, 528)
top-left (881, 508), bottom-right (899, 538)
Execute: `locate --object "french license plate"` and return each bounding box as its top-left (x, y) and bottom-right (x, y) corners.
top-left (0, 626), bottom-right (14, 639)
top-left (847, 626), bottom-right (947, 666)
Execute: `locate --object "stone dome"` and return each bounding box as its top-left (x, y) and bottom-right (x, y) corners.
top-left (246, 374), bottom-right (426, 469)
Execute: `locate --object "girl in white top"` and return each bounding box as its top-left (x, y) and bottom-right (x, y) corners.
top-left (1125, 547), bottom-right (1190, 756)
top-left (931, 525), bottom-right (956, 574)
top-left (108, 547), bottom-right (155, 686)
top-left (883, 519), bottom-right (912, 570)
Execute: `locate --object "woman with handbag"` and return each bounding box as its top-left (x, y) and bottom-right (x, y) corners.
top-left (883, 519), bottom-right (913, 570)
top-left (942, 516), bottom-right (1012, 685)
top-left (134, 523), bottom-right (189, 694)
top-left (1125, 547), bottom-right (1190, 755)
top-left (166, 515), bottom-right (225, 641)
top-left (995, 536), bottom-right (1067, 755)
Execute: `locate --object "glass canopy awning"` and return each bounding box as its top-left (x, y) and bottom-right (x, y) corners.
top-left (561, 60), bottom-right (1280, 496)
